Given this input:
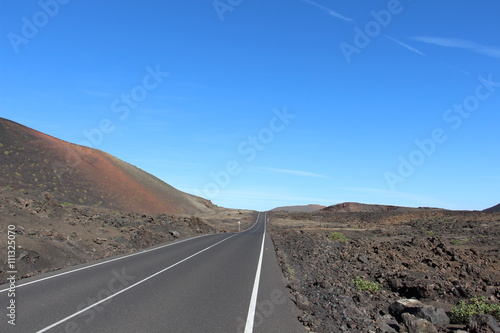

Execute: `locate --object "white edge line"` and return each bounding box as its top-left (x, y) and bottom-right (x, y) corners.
top-left (36, 233), bottom-right (237, 333)
top-left (0, 212), bottom-right (262, 293)
top-left (244, 212), bottom-right (266, 333)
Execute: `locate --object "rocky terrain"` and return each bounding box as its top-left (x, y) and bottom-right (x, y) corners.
top-left (269, 209), bottom-right (500, 332)
top-left (485, 203), bottom-right (500, 213)
top-left (0, 187), bottom-right (256, 284)
top-left (271, 204), bottom-right (326, 213)
top-left (322, 202), bottom-right (440, 213)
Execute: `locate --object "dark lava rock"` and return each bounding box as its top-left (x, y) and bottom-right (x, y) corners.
top-left (402, 313), bottom-right (438, 333)
top-left (295, 294), bottom-right (312, 311)
top-left (413, 306), bottom-right (449, 328)
top-left (468, 314), bottom-right (500, 333)
top-left (376, 314), bottom-right (400, 333)
top-left (389, 299), bottom-right (449, 328)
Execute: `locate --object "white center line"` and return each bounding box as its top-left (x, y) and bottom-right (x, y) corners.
top-left (36, 234), bottom-right (237, 333)
top-left (244, 212), bottom-right (266, 333)
top-left (0, 233), bottom-right (208, 293)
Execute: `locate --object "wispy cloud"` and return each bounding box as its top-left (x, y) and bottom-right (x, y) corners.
top-left (413, 37), bottom-right (481, 49)
top-left (255, 167), bottom-right (330, 179)
top-left (385, 35), bottom-right (470, 75)
top-left (299, 0), bottom-right (353, 23)
top-left (412, 36), bottom-right (500, 59)
top-left (385, 35), bottom-right (426, 57)
top-left (439, 62), bottom-right (471, 76)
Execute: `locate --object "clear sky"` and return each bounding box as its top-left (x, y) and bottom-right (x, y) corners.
top-left (1, 0), bottom-right (499, 211)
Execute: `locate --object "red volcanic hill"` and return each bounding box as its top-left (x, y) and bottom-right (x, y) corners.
top-left (0, 118), bottom-right (213, 215)
top-left (322, 202), bottom-right (440, 213)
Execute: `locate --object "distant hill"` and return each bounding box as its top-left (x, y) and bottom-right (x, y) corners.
top-left (322, 202), bottom-right (440, 213)
top-left (0, 118), bottom-right (213, 215)
top-left (271, 204), bottom-right (326, 212)
top-left (484, 203), bottom-right (500, 213)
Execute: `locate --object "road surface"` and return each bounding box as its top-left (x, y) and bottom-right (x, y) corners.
top-left (0, 212), bottom-right (305, 332)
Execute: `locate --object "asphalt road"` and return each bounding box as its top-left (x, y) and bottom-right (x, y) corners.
top-left (0, 212), bottom-right (305, 332)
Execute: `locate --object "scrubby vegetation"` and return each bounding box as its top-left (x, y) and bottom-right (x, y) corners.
top-left (327, 232), bottom-right (348, 242)
top-left (353, 277), bottom-right (382, 294)
top-left (450, 296), bottom-right (500, 324)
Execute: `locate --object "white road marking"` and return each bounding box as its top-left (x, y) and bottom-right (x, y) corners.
top-left (0, 233), bottom-right (208, 293)
top-left (36, 233), bottom-right (237, 333)
top-left (244, 212), bottom-right (266, 333)
top-left (0, 213), bottom-right (262, 293)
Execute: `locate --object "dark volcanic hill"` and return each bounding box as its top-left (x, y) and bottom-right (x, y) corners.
top-left (0, 118), bottom-right (213, 215)
top-left (323, 202), bottom-right (440, 213)
top-left (271, 204), bottom-right (326, 212)
top-left (484, 203), bottom-right (500, 213)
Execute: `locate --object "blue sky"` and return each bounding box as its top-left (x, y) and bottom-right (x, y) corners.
top-left (1, 0), bottom-right (499, 211)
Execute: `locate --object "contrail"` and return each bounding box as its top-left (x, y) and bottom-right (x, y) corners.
top-left (385, 35), bottom-right (426, 57)
top-left (412, 36), bottom-right (500, 59)
top-left (299, 0), bottom-right (353, 23)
